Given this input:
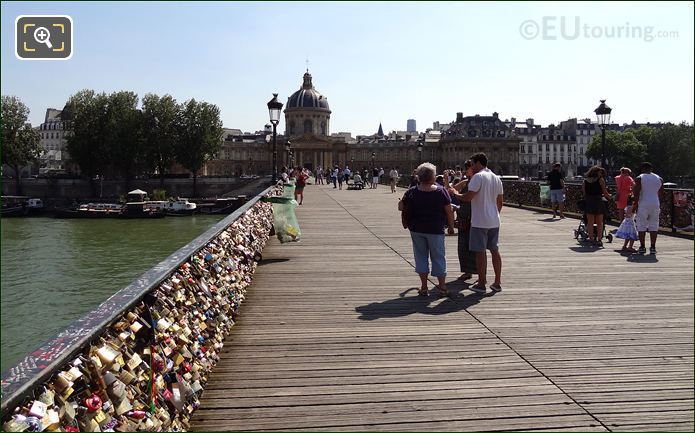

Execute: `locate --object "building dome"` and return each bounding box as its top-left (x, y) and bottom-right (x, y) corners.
top-left (286, 72), bottom-right (330, 110)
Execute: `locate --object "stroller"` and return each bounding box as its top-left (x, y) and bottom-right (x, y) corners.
top-left (574, 198), bottom-right (613, 244)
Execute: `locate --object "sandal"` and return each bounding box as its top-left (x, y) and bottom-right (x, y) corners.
top-left (490, 283), bottom-right (502, 293)
top-left (436, 287), bottom-right (451, 297)
top-left (418, 288), bottom-right (429, 297)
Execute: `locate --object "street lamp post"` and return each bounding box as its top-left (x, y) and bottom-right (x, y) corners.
top-left (267, 93), bottom-right (283, 183)
top-left (593, 99), bottom-right (612, 171)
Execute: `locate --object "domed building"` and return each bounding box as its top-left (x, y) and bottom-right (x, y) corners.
top-left (283, 70), bottom-right (347, 170)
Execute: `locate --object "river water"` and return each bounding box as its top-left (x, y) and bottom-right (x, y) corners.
top-left (0, 215), bottom-right (225, 372)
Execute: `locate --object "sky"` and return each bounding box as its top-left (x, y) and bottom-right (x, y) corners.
top-left (2, 1), bottom-right (693, 136)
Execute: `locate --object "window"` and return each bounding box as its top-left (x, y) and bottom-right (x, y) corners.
top-left (289, 121), bottom-right (295, 135)
top-left (321, 121), bottom-right (326, 136)
top-left (545, 144), bottom-right (549, 151)
top-left (546, 156), bottom-right (550, 163)
top-left (303, 119), bottom-right (312, 134)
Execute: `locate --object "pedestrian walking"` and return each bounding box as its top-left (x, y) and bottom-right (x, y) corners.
top-left (294, 168), bottom-right (308, 205)
top-left (331, 166), bottom-right (338, 188)
top-left (315, 166), bottom-right (324, 185)
top-left (632, 162), bottom-right (664, 254)
top-left (400, 162), bottom-right (456, 297)
top-left (615, 195), bottom-right (638, 253)
top-left (371, 167), bottom-right (380, 189)
top-left (459, 153), bottom-right (504, 294)
top-left (343, 166), bottom-right (351, 184)
top-left (337, 166), bottom-right (344, 190)
top-left (389, 167), bottom-right (399, 193)
top-left (547, 163), bottom-right (566, 218)
top-left (615, 167), bottom-right (635, 221)
top-left (583, 165), bottom-right (612, 247)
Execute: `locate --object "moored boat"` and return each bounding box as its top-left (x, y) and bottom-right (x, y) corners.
top-left (119, 202), bottom-right (165, 219)
top-left (146, 198), bottom-right (196, 216)
top-left (53, 203), bottom-right (123, 219)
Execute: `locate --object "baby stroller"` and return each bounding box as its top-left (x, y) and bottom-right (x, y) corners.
top-left (574, 198), bottom-right (613, 244)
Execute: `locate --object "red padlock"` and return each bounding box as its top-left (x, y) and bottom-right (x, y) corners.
top-left (85, 393), bottom-right (102, 412)
top-left (181, 362), bottom-right (191, 373)
top-left (127, 410), bottom-right (148, 419)
top-left (64, 426), bottom-right (80, 432)
top-left (154, 358), bottom-right (166, 372)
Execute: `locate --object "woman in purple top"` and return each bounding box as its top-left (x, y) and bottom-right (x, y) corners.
top-left (402, 163), bottom-right (456, 297)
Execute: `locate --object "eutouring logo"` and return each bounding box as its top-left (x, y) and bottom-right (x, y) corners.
top-left (519, 16), bottom-right (679, 42)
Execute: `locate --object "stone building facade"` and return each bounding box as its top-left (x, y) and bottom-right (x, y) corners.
top-left (283, 71), bottom-right (346, 171)
top-left (38, 108), bottom-right (69, 173)
top-left (439, 112), bottom-right (521, 175)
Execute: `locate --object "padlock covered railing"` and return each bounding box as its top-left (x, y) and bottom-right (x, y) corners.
top-left (1, 184), bottom-right (279, 431)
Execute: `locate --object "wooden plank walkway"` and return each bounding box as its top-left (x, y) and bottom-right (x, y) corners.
top-left (192, 183), bottom-right (694, 432)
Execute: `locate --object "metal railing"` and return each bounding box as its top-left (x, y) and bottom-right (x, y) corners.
top-left (0, 184), bottom-right (275, 416)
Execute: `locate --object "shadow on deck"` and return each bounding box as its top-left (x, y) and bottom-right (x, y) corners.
top-left (192, 184), bottom-right (694, 432)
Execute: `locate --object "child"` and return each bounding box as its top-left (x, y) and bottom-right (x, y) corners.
top-left (615, 195), bottom-right (639, 252)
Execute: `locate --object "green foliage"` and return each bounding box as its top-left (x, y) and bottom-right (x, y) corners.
top-left (63, 90), bottom-right (223, 190)
top-left (152, 188), bottom-right (167, 200)
top-left (64, 90), bottom-right (111, 178)
top-left (647, 123), bottom-right (693, 181)
top-left (1, 95), bottom-right (43, 170)
top-left (586, 129), bottom-right (646, 173)
top-left (175, 99), bottom-right (223, 195)
top-left (105, 91), bottom-right (143, 180)
top-left (142, 94), bottom-right (180, 182)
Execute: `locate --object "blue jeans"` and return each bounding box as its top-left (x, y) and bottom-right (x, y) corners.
top-left (410, 231), bottom-right (447, 277)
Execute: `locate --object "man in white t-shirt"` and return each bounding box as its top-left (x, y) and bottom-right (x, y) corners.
top-left (389, 168), bottom-right (399, 193)
top-left (457, 153), bottom-right (504, 294)
top-left (632, 161), bottom-right (664, 254)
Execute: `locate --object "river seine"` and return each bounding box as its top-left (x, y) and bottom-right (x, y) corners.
top-left (0, 215), bottom-right (225, 371)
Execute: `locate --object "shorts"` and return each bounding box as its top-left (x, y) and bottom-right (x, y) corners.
top-left (636, 204), bottom-right (660, 232)
top-left (469, 227), bottom-right (500, 252)
top-left (550, 189), bottom-right (565, 204)
top-left (373, 177), bottom-right (379, 184)
top-left (410, 231), bottom-right (446, 277)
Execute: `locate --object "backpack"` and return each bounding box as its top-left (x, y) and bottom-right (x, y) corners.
top-left (398, 188), bottom-right (415, 229)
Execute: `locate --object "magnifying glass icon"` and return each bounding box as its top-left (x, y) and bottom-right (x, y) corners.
top-left (33, 27), bottom-right (53, 49)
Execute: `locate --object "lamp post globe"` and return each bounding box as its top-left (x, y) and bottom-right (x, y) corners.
top-left (267, 93), bottom-right (284, 183)
top-left (593, 99), bottom-right (612, 171)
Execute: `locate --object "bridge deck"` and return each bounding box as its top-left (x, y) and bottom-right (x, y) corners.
top-left (192, 184), bottom-right (694, 432)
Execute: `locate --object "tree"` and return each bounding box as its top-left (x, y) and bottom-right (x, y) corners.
top-left (175, 99), bottom-right (223, 196)
top-left (64, 90), bottom-right (111, 193)
top-left (1, 95), bottom-right (43, 194)
top-left (142, 94), bottom-right (180, 187)
top-left (586, 130), bottom-right (646, 174)
top-left (104, 91), bottom-right (143, 190)
top-left (650, 123), bottom-right (693, 181)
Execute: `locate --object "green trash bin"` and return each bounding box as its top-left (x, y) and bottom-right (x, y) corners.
top-left (540, 185), bottom-right (550, 205)
top-left (261, 196), bottom-right (301, 243)
top-left (282, 182), bottom-right (295, 199)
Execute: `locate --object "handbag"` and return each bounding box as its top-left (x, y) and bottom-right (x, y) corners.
top-left (398, 193), bottom-right (411, 229)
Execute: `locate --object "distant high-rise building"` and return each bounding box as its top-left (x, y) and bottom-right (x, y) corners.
top-left (407, 119), bottom-right (416, 133)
